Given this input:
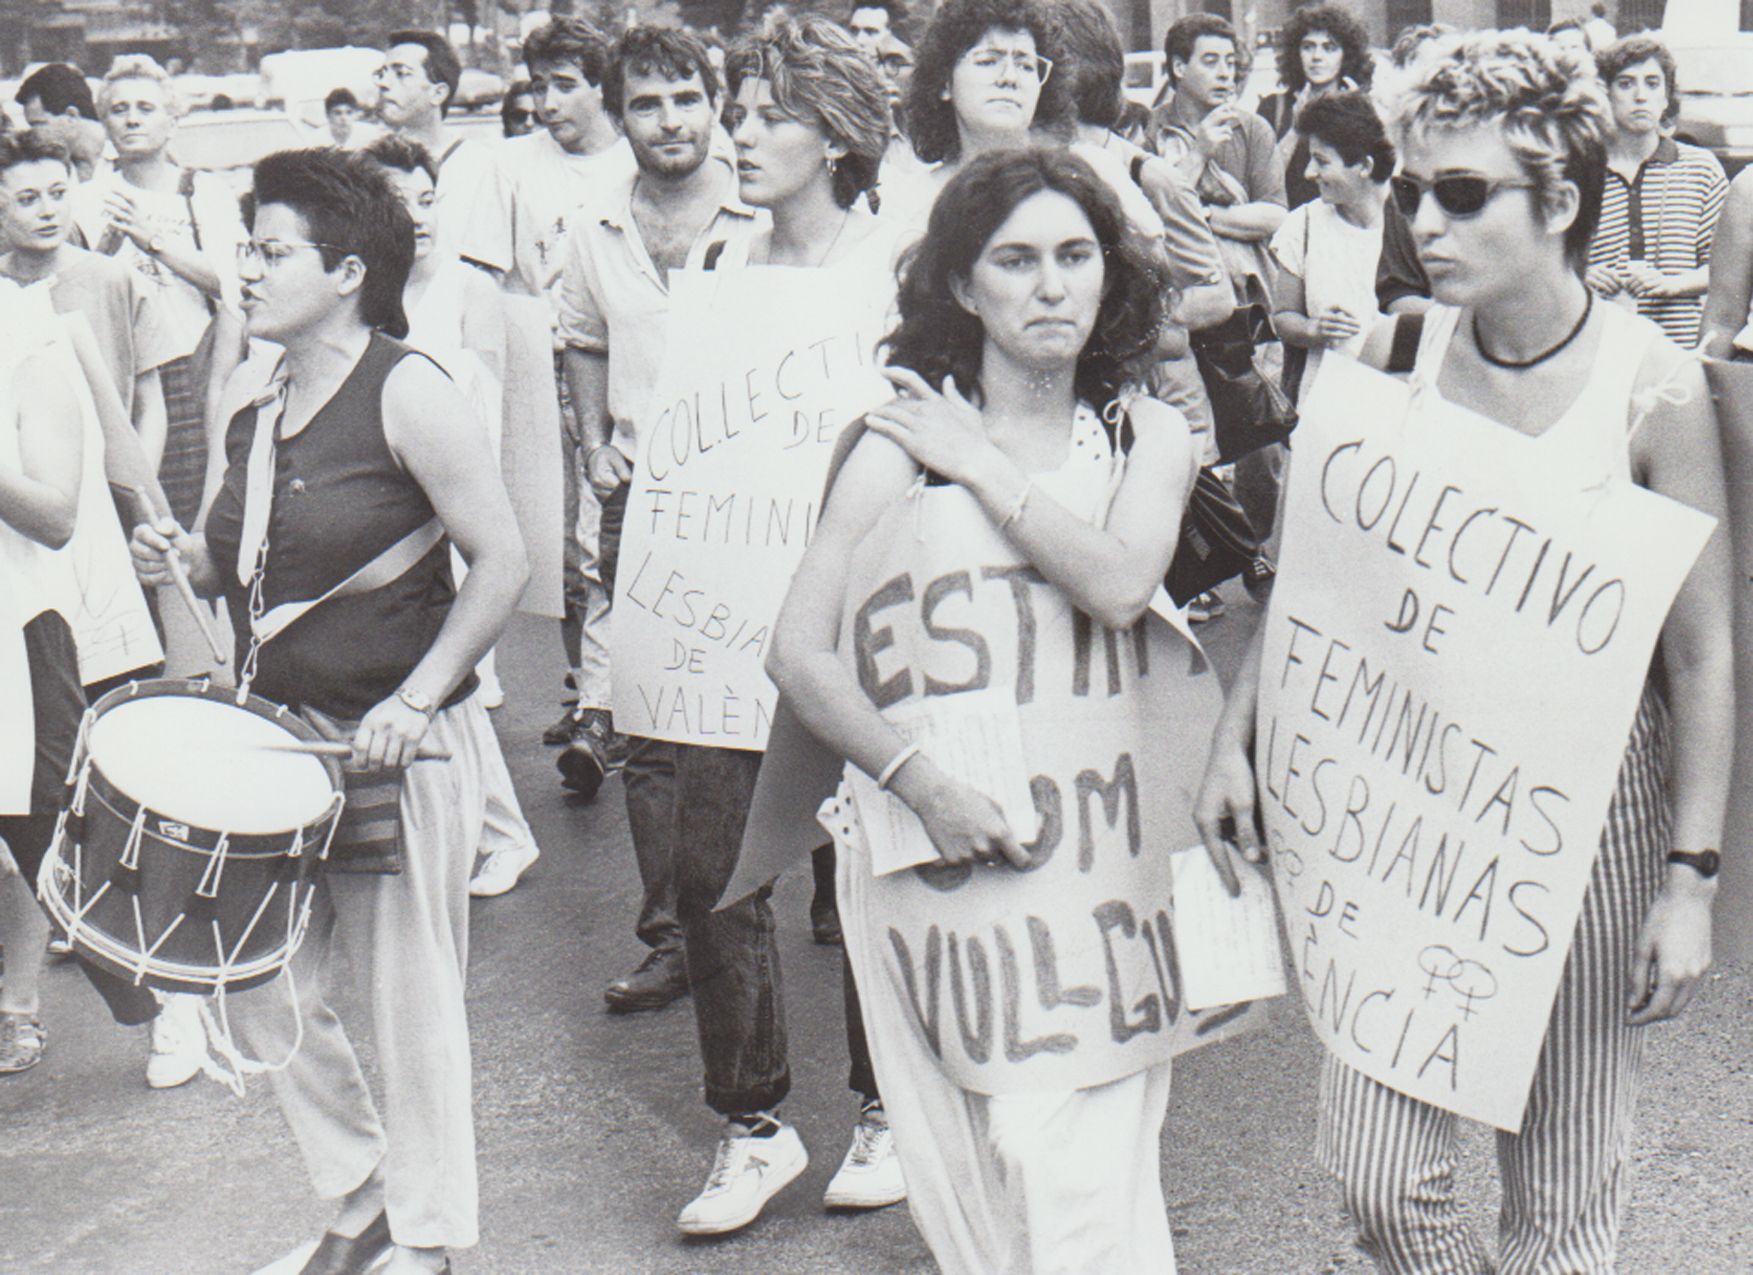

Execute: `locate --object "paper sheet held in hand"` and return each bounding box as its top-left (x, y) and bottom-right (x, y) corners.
top-left (1170, 847), bottom-right (1288, 1011)
top-left (847, 700), bottom-right (1038, 876)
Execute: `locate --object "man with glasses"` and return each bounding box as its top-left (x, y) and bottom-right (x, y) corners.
top-left (375, 29), bottom-right (500, 270)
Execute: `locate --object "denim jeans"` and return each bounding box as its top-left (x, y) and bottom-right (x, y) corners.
top-left (600, 481), bottom-right (682, 953)
top-left (673, 743), bottom-right (790, 1117)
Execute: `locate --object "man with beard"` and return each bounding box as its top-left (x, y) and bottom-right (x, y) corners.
top-left (555, 24), bottom-right (758, 1013)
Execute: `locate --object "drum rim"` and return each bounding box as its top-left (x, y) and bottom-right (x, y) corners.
top-left (83, 677), bottom-right (345, 836)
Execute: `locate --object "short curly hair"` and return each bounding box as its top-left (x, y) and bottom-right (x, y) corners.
top-left (883, 147), bottom-right (1169, 414)
top-left (98, 54), bottom-right (183, 118)
top-left (603, 25), bottom-right (719, 121)
top-left (725, 17), bottom-right (890, 209)
top-left (1273, 4), bottom-right (1374, 97)
top-left (1595, 34), bottom-right (1681, 128)
top-left (905, 0), bottom-right (1075, 165)
top-left (1396, 29), bottom-right (1609, 272)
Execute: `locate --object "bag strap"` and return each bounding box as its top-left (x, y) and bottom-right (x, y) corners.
top-left (250, 518), bottom-right (446, 644)
top-left (1386, 311), bottom-right (1425, 375)
top-left (177, 167), bottom-right (219, 316)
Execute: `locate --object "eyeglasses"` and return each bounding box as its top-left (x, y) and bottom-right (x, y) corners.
top-left (237, 239), bottom-right (347, 269)
top-left (962, 47), bottom-right (1052, 84)
top-left (1390, 172), bottom-right (1538, 219)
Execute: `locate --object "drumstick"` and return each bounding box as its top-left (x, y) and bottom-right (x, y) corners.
top-left (110, 481), bottom-right (229, 666)
top-left (248, 738), bottom-right (454, 762)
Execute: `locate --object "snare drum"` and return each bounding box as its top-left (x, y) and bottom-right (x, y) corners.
top-left (38, 679), bottom-right (344, 994)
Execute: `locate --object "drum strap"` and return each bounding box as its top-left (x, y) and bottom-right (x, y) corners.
top-left (235, 360), bottom-right (445, 647)
top-left (249, 518), bottom-right (445, 645)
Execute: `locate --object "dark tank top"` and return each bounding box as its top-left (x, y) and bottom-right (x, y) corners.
top-left (205, 332), bottom-right (477, 718)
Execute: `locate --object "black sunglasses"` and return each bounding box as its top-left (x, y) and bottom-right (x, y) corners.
top-left (1390, 172), bottom-right (1538, 219)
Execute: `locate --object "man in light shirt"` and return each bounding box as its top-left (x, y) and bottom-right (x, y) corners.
top-left (555, 27), bottom-right (758, 943)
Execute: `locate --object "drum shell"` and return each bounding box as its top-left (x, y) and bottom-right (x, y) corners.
top-left (42, 679), bottom-right (344, 994)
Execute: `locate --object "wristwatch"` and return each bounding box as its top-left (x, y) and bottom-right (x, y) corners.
top-left (395, 686), bottom-right (436, 717)
top-left (144, 234), bottom-right (165, 257)
top-left (1667, 849), bottom-right (1721, 879)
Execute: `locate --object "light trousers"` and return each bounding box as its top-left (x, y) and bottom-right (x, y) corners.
top-left (231, 695), bottom-right (490, 1250)
top-left (834, 803), bottom-right (1177, 1275)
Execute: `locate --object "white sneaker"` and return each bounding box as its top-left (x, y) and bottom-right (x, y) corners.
top-left (677, 1117), bottom-right (809, 1236)
top-left (469, 841), bottom-right (540, 898)
top-left (823, 1105), bottom-right (906, 1210)
top-left (146, 992), bottom-right (208, 1089)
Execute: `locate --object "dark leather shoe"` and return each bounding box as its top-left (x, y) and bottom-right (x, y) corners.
top-left (603, 947), bottom-right (689, 1013)
top-left (299, 1211), bottom-right (392, 1275)
top-left (811, 897), bottom-right (843, 946)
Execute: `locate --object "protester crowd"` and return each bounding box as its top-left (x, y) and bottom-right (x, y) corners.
top-left (0, 3), bottom-right (1743, 1272)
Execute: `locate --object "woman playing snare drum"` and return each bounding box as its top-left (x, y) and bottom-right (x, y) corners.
top-left (769, 148), bottom-right (1207, 1272)
top-left (130, 148), bottom-right (526, 1275)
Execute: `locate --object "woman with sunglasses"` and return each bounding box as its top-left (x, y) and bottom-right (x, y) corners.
top-left (130, 148), bottom-right (527, 1275)
top-left (1269, 91), bottom-right (1392, 403)
top-left (1196, 31), bottom-right (1731, 1272)
top-left (770, 146), bottom-right (1198, 1274)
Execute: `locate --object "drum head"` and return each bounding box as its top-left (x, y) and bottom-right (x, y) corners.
top-left (87, 692), bottom-right (337, 835)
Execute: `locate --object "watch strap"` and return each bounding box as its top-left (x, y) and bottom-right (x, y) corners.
top-left (1666, 849), bottom-right (1721, 879)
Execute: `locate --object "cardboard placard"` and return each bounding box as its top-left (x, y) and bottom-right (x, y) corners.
top-left (839, 468), bottom-right (1254, 1093)
top-left (499, 294), bottom-right (565, 620)
top-left (1704, 359), bottom-right (1753, 962)
top-left (610, 266), bottom-right (892, 749)
top-left (1259, 358), bottom-right (1712, 1131)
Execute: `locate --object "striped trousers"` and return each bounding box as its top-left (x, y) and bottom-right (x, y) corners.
top-left (1316, 688), bottom-right (1671, 1275)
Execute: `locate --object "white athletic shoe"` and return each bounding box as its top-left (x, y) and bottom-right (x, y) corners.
top-left (823, 1104), bottom-right (906, 1210)
top-left (146, 992), bottom-right (208, 1090)
top-left (677, 1118), bottom-right (808, 1236)
top-left (469, 841), bottom-right (540, 898)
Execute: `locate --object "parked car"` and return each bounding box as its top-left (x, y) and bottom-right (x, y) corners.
top-left (169, 108), bottom-right (320, 191)
top-left (173, 73), bottom-right (261, 112)
top-left (1670, 38), bottom-right (1753, 178)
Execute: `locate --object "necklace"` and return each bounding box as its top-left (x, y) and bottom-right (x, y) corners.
top-left (766, 208), bottom-right (852, 268)
top-left (1472, 289), bottom-right (1593, 370)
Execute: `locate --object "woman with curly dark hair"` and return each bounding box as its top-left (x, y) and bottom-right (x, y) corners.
top-left (770, 147), bottom-right (1211, 1272)
top-left (886, 0), bottom-right (1161, 237)
top-left (1255, 1), bottom-right (1374, 208)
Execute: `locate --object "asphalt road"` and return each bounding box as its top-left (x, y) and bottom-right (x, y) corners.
top-left (3, 598), bottom-right (1750, 1274)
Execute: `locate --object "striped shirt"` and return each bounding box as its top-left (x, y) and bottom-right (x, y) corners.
top-left (1588, 137), bottom-right (1727, 348)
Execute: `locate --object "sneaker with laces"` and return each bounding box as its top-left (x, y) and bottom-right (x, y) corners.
top-left (469, 841), bottom-right (540, 898)
top-left (146, 992), bottom-right (208, 1089)
top-left (823, 1103), bottom-right (906, 1210)
top-left (0, 1012), bottom-right (45, 1074)
top-left (677, 1116), bottom-right (808, 1236)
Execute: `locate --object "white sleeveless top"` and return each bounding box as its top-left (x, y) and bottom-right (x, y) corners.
top-left (0, 291), bottom-right (80, 625)
top-left (1409, 302), bottom-right (1667, 491)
